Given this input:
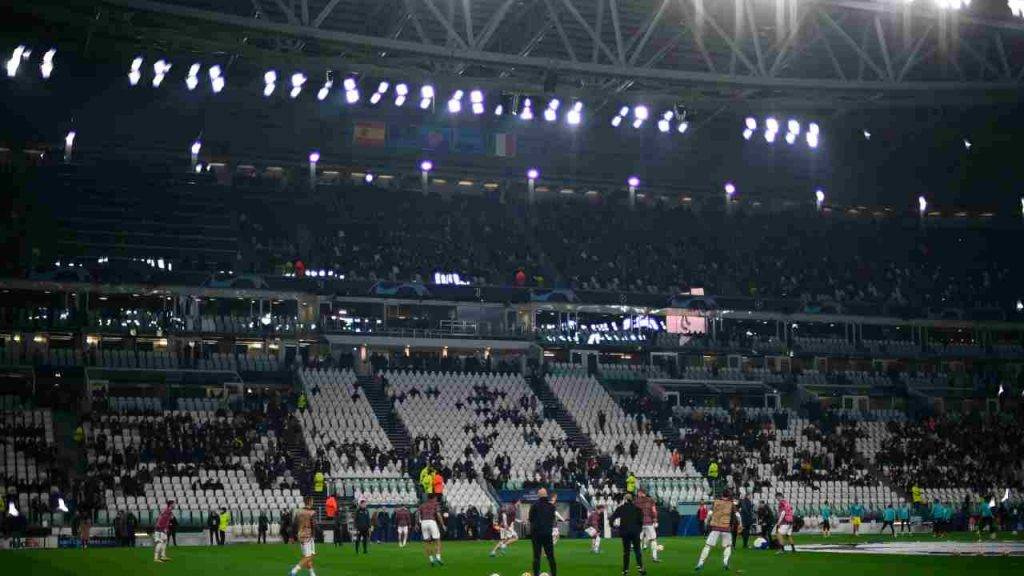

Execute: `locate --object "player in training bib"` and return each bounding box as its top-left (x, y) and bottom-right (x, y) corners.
top-left (289, 497), bottom-right (317, 576)
top-left (695, 489), bottom-right (740, 572)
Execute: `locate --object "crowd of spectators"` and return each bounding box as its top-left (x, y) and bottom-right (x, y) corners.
top-left (875, 406), bottom-right (1024, 494)
top-left (231, 185), bottom-right (1022, 313)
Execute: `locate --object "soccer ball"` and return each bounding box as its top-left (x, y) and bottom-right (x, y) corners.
top-left (490, 573), bottom-right (500, 576)
top-left (540, 573), bottom-right (550, 576)
top-left (521, 572), bottom-right (532, 576)
top-left (753, 537), bottom-right (768, 550)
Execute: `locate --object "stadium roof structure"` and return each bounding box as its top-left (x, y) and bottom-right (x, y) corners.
top-left (22, 0), bottom-right (1024, 111)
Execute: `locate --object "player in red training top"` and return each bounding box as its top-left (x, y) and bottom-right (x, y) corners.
top-left (419, 495), bottom-right (446, 566)
top-left (585, 504), bottom-right (605, 553)
top-left (153, 500), bottom-right (175, 563)
top-left (774, 492), bottom-right (796, 553)
top-left (395, 506), bottom-right (412, 548)
top-left (490, 499), bottom-right (520, 557)
top-left (637, 489), bottom-right (661, 563)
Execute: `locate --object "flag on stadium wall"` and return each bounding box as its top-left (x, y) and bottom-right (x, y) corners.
top-left (493, 133), bottom-right (516, 157)
top-left (353, 121), bottom-right (386, 147)
top-left (453, 127), bottom-right (485, 154)
top-left (421, 126), bottom-right (451, 151)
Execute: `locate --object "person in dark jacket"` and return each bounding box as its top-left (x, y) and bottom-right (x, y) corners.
top-left (207, 510), bottom-right (219, 545)
top-left (354, 500), bottom-right (371, 553)
top-left (257, 511), bottom-right (269, 544)
top-left (611, 493), bottom-right (646, 576)
top-left (739, 496), bottom-right (754, 548)
top-left (528, 488), bottom-right (557, 576)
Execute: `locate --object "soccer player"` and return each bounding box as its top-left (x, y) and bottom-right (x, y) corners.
top-left (395, 505), bottom-right (411, 548)
top-left (898, 501), bottom-right (911, 535)
top-left (585, 505), bottom-right (605, 554)
top-left (153, 499), bottom-right (174, 563)
top-left (695, 488), bottom-right (740, 572)
top-left (288, 497), bottom-right (317, 576)
top-left (881, 503), bottom-right (896, 537)
top-left (490, 499), bottom-right (520, 557)
top-left (819, 500), bottom-right (832, 538)
top-left (849, 500), bottom-right (864, 537)
top-left (773, 492), bottom-right (796, 554)
top-left (977, 497), bottom-right (996, 541)
top-left (418, 494), bottom-right (446, 566)
top-left (637, 489), bottom-right (660, 563)
top-left (551, 493), bottom-right (565, 545)
top-left (354, 499), bottom-right (370, 553)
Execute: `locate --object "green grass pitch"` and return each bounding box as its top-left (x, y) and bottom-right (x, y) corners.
top-left (6, 535), bottom-right (1024, 576)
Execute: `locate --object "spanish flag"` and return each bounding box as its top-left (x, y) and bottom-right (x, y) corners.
top-left (353, 121), bottom-right (386, 147)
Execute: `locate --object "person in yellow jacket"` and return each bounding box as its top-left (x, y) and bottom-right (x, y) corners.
top-left (420, 466), bottom-right (434, 495)
top-left (297, 393), bottom-right (307, 411)
top-left (217, 508), bottom-right (230, 545)
top-left (626, 472), bottom-right (637, 494)
top-left (313, 471), bottom-right (325, 494)
top-left (708, 461), bottom-right (719, 480)
top-left (73, 424), bottom-right (85, 445)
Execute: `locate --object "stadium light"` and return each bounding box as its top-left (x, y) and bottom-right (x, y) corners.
top-left (317, 78), bottom-right (333, 101)
top-left (785, 132), bottom-right (797, 145)
top-left (809, 122), bottom-right (820, 136)
top-left (186, 63), bottom-right (200, 91)
top-left (5, 45), bottom-right (25, 77)
top-left (40, 48), bottom-right (56, 79)
top-left (527, 168), bottom-right (539, 180)
top-left (963, 138), bottom-right (972, 150)
top-left (152, 59), bottom-right (171, 87)
top-left (628, 176), bottom-right (640, 188)
top-left (128, 56), bottom-right (143, 85)
top-left (64, 130), bottom-right (76, 162)
top-left (527, 168), bottom-right (539, 204)
top-left (471, 90), bottom-right (485, 115)
top-left (918, 195), bottom-right (928, 215)
top-left (263, 70), bottom-right (277, 97)
top-left (420, 160), bottom-right (433, 195)
top-left (787, 119), bottom-right (801, 135)
top-left (724, 182), bottom-right (736, 196)
top-left (745, 117), bottom-right (757, 130)
top-left (611, 115), bottom-right (623, 127)
top-left (1012, 0), bottom-right (1024, 18)
top-left (346, 87), bottom-right (360, 104)
top-left (364, 173), bottom-right (375, 184)
top-left (743, 128), bottom-right (754, 140)
top-left (657, 119), bottom-right (670, 133)
top-left (394, 83), bottom-right (408, 106)
top-left (765, 117), bottom-right (779, 133)
top-left (420, 85), bottom-right (434, 109)
top-left (447, 89), bottom-right (464, 114)
top-left (633, 106), bottom-right (649, 129)
top-left (567, 101), bottom-right (582, 126)
top-left (677, 121), bottom-right (689, 134)
top-left (807, 132), bottom-right (820, 149)
top-left (494, 104), bottom-right (504, 116)
top-left (863, 129), bottom-right (872, 140)
top-left (7, 500), bottom-right (18, 517)
top-left (1021, 196), bottom-right (1024, 217)
top-left (520, 98), bottom-right (534, 121)
top-left (627, 176), bottom-right (640, 209)
top-left (544, 99), bottom-right (560, 122)
top-left (290, 72), bottom-right (306, 98)
top-left (190, 141), bottom-right (202, 156)
top-left (765, 130), bottom-right (777, 143)
top-left (308, 151), bottom-right (319, 189)
top-left (208, 65), bottom-right (224, 93)
top-left (815, 189), bottom-right (825, 210)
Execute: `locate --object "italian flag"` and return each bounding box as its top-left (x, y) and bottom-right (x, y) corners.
top-left (493, 133), bottom-right (516, 157)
